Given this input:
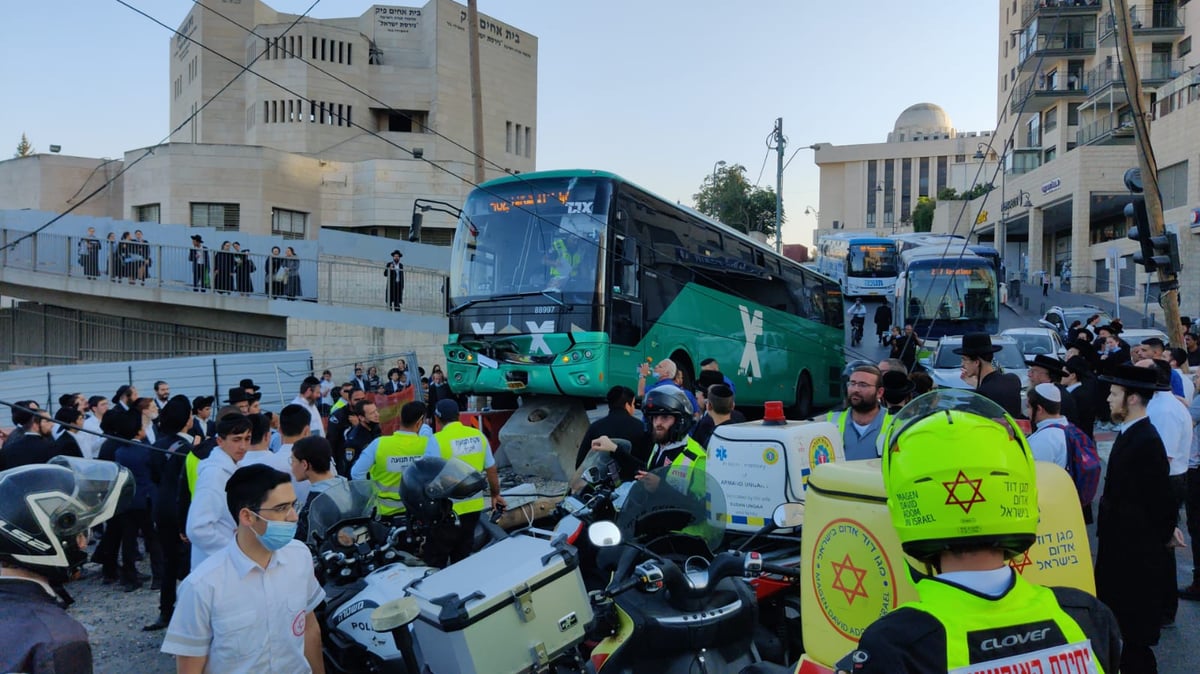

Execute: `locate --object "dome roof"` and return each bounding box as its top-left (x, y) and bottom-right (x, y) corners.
top-left (893, 103), bottom-right (953, 135)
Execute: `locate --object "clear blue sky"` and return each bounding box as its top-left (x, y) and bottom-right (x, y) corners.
top-left (0, 0), bottom-right (999, 246)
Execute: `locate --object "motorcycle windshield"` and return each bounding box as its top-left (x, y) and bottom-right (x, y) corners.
top-left (306, 480), bottom-right (379, 544)
top-left (615, 461), bottom-right (726, 553)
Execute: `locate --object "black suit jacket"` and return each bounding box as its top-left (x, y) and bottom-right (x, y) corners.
top-left (190, 418), bottom-right (215, 440)
top-left (0, 433), bottom-right (57, 470)
top-left (54, 433), bottom-right (83, 459)
top-left (1067, 380), bottom-right (1096, 438)
top-left (575, 410), bottom-right (651, 482)
top-left (976, 369), bottom-right (1023, 419)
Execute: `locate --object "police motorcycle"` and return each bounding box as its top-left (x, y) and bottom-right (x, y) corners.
top-left (309, 457), bottom-right (594, 674)
top-left (583, 463), bottom-right (804, 674)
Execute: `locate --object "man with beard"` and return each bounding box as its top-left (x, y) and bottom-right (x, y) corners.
top-left (826, 364), bottom-right (888, 461)
top-left (590, 384), bottom-right (705, 479)
top-left (342, 400), bottom-right (382, 468)
top-left (1095, 364), bottom-right (1176, 673)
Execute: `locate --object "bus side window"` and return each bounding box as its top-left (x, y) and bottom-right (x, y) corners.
top-left (613, 235), bottom-right (638, 296)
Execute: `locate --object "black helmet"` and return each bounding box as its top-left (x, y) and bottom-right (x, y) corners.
top-left (0, 457), bottom-right (132, 600)
top-left (399, 457), bottom-right (486, 523)
top-left (643, 384), bottom-right (695, 444)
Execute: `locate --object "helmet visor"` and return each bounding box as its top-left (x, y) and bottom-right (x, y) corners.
top-left (46, 456), bottom-right (134, 535)
top-left (425, 457), bottom-right (486, 500)
top-left (883, 390), bottom-right (1024, 457)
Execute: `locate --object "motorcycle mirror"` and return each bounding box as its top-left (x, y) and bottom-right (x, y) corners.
top-left (588, 520), bottom-right (623, 548)
top-left (772, 502), bottom-right (805, 529)
top-left (371, 597), bottom-right (421, 632)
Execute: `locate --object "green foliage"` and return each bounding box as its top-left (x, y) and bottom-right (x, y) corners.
top-left (693, 164), bottom-right (782, 240)
top-left (963, 182), bottom-right (995, 200)
top-left (13, 133), bottom-right (34, 158)
top-left (911, 196), bottom-right (936, 233)
top-left (936, 187), bottom-right (959, 200)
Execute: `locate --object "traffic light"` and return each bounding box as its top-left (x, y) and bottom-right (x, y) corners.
top-left (1125, 198), bottom-right (1176, 273)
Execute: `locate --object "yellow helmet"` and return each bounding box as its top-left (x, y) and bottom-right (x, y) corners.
top-left (881, 390), bottom-right (1038, 563)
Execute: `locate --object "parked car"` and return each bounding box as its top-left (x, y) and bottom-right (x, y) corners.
top-left (1038, 305), bottom-right (1112, 342)
top-left (1000, 327), bottom-right (1067, 359)
top-left (921, 335), bottom-right (1030, 392)
top-left (1117, 327), bottom-right (1172, 348)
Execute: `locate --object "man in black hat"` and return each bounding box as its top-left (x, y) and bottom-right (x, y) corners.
top-left (1025, 354), bottom-right (1079, 428)
top-left (1062, 355), bottom-right (1096, 438)
top-left (954, 333), bottom-right (1022, 418)
top-left (689, 384), bottom-right (744, 450)
top-left (188, 235), bottom-right (209, 292)
top-left (880, 370), bottom-right (915, 415)
top-left (385, 249), bottom-right (404, 311)
top-left (226, 387), bottom-right (250, 414)
top-left (1095, 364), bottom-right (1176, 674)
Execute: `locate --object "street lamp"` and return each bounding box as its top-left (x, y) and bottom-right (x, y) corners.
top-left (410, 198), bottom-right (464, 242)
top-left (973, 142), bottom-right (993, 160)
top-left (711, 160), bottom-right (726, 184)
top-left (804, 205), bottom-right (820, 228)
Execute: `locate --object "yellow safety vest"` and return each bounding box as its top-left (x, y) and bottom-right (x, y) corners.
top-left (331, 399), bottom-right (347, 413)
top-left (548, 239), bottom-right (580, 278)
top-left (826, 408), bottom-right (891, 456)
top-left (369, 433), bottom-right (428, 516)
top-left (905, 573), bottom-right (1105, 673)
top-left (434, 421), bottom-right (488, 515)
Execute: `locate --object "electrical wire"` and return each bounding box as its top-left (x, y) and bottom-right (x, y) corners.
top-left (0, 0), bottom-right (321, 255)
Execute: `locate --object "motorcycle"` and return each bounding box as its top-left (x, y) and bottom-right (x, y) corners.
top-left (308, 459), bottom-right (593, 674)
top-left (583, 465), bottom-right (803, 673)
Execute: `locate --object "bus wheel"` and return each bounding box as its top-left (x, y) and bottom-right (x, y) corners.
top-left (671, 351), bottom-right (695, 393)
top-left (787, 372), bottom-right (813, 420)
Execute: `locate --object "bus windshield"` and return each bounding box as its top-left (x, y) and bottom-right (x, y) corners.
top-left (847, 244), bottom-right (898, 278)
top-left (904, 262), bottom-right (997, 323)
top-left (450, 178), bottom-right (610, 305)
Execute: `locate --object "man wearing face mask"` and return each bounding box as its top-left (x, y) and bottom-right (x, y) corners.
top-left (163, 464), bottom-right (325, 673)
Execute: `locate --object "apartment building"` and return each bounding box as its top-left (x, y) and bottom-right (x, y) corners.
top-left (981, 0), bottom-right (1197, 306)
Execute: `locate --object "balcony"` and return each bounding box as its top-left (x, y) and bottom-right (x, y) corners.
top-left (1021, 0), bottom-right (1103, 28)
top-left (1007, 148), bottom-right (1044, 175)
top-left (1082, 56), bottom-right (1185, 106)
top-left (1076, 112), bottom-right (1137, 146)
top-left (1010, 75), bottom-right (1090, 114)
top-left (1018, 30), bottom-right (1097, 71)
top-left (1098, 4), bottom-right (1186, 46)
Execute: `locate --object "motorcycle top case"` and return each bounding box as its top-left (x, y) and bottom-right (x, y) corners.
top-left (406, 532), bottom-right (593, 674)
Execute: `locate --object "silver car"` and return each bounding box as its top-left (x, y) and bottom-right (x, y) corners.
top-left (922, 335), bottom-right (1030, 392)
top-left (1000, 327), bottom-right (1067, 359)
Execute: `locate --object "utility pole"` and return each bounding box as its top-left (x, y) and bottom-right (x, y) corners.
top-left (1113, 0), bottom-right (1182, 344)
top-left (467, 0), bottom-right (486, 184)
top-left (773, 117), bottom-right (785, 254)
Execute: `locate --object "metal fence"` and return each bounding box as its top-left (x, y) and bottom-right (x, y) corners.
top-left (0, 228), bottom-right (448, 315)
top-left (0, 301), bottom-right (286, 369)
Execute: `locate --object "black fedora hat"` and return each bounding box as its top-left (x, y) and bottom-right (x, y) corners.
top-left (190, 234), bottom-right (204, 243)
top-left (239, 378), bottom-right (261, 392)
top-left (882, 370), bottom-right (914, 404)
top-left (1025, 354), bottom-right (1066, 378)
top-left (1098, 364), bottom-right (1170, 391)
top-left (390, 249), bottom-right (403, 257)
top-left (226, 387), bottom-right (249, 404)
top-left (952, 332), bottom-right (1002, 357)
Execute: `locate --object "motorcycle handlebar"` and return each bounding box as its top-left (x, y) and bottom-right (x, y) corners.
top-left (760, 562), bottom-right (800, 579)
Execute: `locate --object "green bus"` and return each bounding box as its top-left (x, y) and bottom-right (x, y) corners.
top-left (444, 169), bottom-right (845, 416)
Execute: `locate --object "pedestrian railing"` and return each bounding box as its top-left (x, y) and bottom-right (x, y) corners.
top-left (0, 228), bottom-right (448, 316)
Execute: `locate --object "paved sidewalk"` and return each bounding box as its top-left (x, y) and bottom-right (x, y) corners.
top-left (1004, 281), bottom-right (1169, 330)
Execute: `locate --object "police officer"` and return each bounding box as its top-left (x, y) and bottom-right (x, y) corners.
top-left (432, 399), bottom-right (506, 517)
top-left (366, 402), bottom-right (438, 516)
top-left (0, 457), bottom-right (133, 673)
top-left (833, 391), bottom-right (1120, 673)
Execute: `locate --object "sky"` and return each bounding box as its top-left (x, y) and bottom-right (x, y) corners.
top-left (0, 1), bottom-right (1000, 247)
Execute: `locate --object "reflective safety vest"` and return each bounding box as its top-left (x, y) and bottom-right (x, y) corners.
top-left (905, 573), bottom-right (1105, 673)
top-left (369, 433), bottom-right (428, 516)
top-left (330, 399), bottom-right (347, 413)
top-left (548, 238), bottom-right (580, 279)
top-left (435, 421), bottom-right (488, 515)
top-left (826, 408), bottom-right (891, 458)
top-left (185, 450), bottom-right (200, 496)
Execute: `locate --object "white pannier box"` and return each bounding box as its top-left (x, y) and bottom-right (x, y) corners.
top-left (406, 532), bottom-right (593, 673)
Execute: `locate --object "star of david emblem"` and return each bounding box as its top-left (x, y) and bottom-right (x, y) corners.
top-left (942, 470), bottom-right (986, 513)
top-left (715, 447), bottom-right (728, 462)
top-left (829, 553), bottom-right (869, 605)
top-left (1008, 550), bottom-right (1032, 575)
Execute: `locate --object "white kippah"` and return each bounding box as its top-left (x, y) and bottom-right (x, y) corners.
top-left (1034, 382), bottom-right (1061, 403)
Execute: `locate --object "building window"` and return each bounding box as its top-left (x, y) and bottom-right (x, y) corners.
top-left (1180, 36), bottom-right (1192, 58)
top-left (190, 203), bottom-right (240, 231)
top-left (525, 126), bottom-right (532, 158)
top-left (919, 157), bottom-right (930, 196)
top-left (515, 124), bottom-right (523, 155)
top-left (954, 154), bottom-right (966, 163)
top-left (133, 204), bottom-right (161, 223)
top-left (271, 208), bottom-right (307, 239)
top-left (1044, 107), bottom-right (1057, 132)
top-left (506, 121), bottom-right (513, 153)
top-left (1067, 103), bottom-right (1081, 126)
top-left (1160, 160), bottom-right (1188, 210)
top-left (936, 156), bottom-right (948, 192)
top-left (1044, 146), bottom-right (1056, 163)
top-left (347, 43), bottom-right (352, 65)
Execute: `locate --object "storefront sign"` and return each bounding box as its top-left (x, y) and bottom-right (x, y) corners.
top-left (1041, 178), bottom-right (1061, 195)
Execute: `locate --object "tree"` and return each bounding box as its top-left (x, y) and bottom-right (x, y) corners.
top-left (963, 182), bottom-right (995, 200)
top-left (13, 133), bottom-right (34, 158)
top-left (693, 163), bottom-right (782, 241)
top-left (937, 187), bottom-right (959, 200)
top-left (911, 196), bottom-right (935, 232)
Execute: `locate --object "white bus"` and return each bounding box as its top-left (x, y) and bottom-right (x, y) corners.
top-left (814, 233), bottom-right (899, 298)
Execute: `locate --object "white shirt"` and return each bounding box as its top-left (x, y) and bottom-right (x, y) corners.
top-left (1175, 368), bottom-right (1195, 404)
top-left (241, 445), bottom-right (311, 505)
top-left (1026, 416), bottom-right (1069, 469)
top-left (350, 427), bottom-right (442, 480)
top-left (1147, 390), bottom-right (1194, 476)
top-left (290, 396), bottom-right (323, 437)
top-left (162, 538), bottom-right (324, 673)
top-left (186, 448), bottom-right (239, 571)
top-left (319, 379), bottom-right (334, 406)
top-left (79, 414), bottom-right (103, 460)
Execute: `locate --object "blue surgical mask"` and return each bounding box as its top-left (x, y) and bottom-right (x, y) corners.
top-left (252, 512), bottom-right (298, 551)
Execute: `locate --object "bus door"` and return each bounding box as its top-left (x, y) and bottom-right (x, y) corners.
top-left (609, 233), bottom-right (643, 346)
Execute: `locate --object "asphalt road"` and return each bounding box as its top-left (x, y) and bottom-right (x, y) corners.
top-left (844, 296), bottom-right (1200, 673)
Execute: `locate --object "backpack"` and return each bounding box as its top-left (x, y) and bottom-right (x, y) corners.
top-left (1061, 422), bottom-right (1101, 509)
